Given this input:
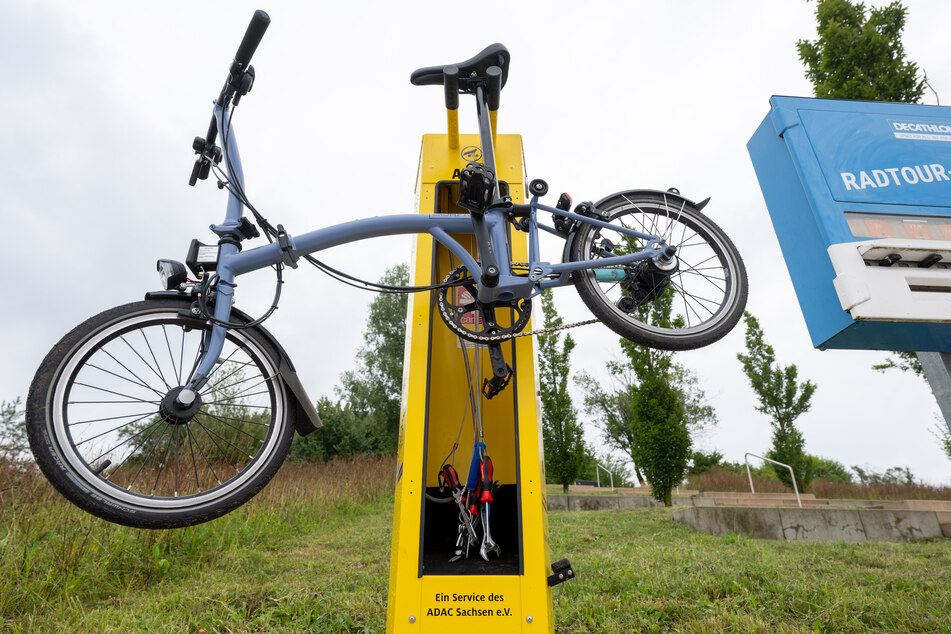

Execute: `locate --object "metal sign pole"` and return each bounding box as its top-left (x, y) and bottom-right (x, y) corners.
top-left (916, 352), bottom-right (951, 437)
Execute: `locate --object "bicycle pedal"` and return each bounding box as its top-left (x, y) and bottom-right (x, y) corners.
top-left (481, 370), bottom-right (511, 399)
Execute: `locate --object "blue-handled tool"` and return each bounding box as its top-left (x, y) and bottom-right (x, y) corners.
top-left (465, 442), bottom-right (486, 491)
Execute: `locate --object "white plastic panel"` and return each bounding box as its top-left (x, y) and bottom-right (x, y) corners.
top-left (829, 239), bottom-right (951, 322)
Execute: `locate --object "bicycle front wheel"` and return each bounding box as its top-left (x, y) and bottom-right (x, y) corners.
top-left (27, 297), bottom-right (294, 528)
top-left (570, 191), bottom-right (747, 350)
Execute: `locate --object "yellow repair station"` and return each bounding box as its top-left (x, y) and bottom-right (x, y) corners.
top-left (385, 104), bottom-right (558, 631)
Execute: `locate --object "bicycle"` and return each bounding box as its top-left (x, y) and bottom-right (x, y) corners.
top-left (26, 10), bottom-right (748, 529)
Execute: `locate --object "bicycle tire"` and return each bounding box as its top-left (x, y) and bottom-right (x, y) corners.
top-left (570, 191), bottom-right (748, 350)
top-left (26, 297), bottom-right (294, 528)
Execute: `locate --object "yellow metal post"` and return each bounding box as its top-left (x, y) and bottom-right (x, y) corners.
top-left (447, 109), bottom-right (459, 149)
top-left (386, 132), bottom-right (553, 633)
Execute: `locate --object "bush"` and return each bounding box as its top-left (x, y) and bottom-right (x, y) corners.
top-left (289, 398), bottom-right (376, 461)
top-left (686, 449), bottom-right (724, 475)
top-left (809, 455), bottom-right (853, 483)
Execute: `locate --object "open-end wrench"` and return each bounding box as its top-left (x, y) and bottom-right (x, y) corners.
top-left (478, 455), bottom-right (500, 560)
top-left (480, 502), bottom-right (500, 560)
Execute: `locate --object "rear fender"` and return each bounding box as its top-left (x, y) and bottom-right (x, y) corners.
top-left (561, 188), bottom-right (710, 263)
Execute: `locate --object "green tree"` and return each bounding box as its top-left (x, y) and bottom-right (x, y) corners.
top-left (798, 0), bottom-right (949, 461)
top-left (537, 291), bottom-right (587, 493)
top-left (288, 397), bottom-right (371, 461)
top-left (579, 290), bottom-right (715, 506)
top-left (736, 312), bottom-right (817, 490)
top-left (576, 450), bottom-right (634, 488)
top-left (0, 398), bottom-right (26, 461)
top-left (851, 464), bottom-right (915, 486)
top-left (687, 449), bottom-right (725, 475)
top-left (932, 422), bottom-right (951, 460)
top-left (336, 264), bottom-right (409, 453)
top-left (799, 1), bottom-right (926, 381)
top-left (809, 455), bottom-right (853, 483)
top-left (797, 0), bottom-right (924, 103)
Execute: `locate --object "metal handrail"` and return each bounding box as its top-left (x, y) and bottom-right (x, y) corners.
top-left (595, 463), bottom-right (614, 489)
top-left (744, 452), bottom-right (802, 508)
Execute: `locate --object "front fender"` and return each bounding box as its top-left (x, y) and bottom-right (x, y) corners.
top-left (144, 291), bottom-right (322, 436)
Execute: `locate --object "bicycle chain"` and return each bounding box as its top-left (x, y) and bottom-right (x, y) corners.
top-left (436, 265), bottom-right (600, 343)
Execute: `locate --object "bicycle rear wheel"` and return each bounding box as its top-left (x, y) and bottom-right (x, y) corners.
top-left (570, 191), bottom-right (747, 350)
top-left (27, 297), bottom-right (294, 528)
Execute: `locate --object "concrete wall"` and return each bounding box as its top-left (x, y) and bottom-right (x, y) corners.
top-left (547, 495), bottom-right (712, 511)
top-left (673, 506), bottom-right (945, 542)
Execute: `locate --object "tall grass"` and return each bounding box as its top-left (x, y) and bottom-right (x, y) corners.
top-left (687, 467), bottom-right (951, 500)
top-left (0, 454), bottom-right (396, 620)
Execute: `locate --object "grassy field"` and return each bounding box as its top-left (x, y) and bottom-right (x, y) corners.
top-left (2, 457), bottom-right (950, 633)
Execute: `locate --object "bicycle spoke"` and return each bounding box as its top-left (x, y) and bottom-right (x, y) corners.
top-left (101, 348), bottom-right (164, 397)
top-left (677, 238), bottom-right (715, 249)
top-left (152, 426), bottom-right (177, 495)
top-left (68, 411), bottom-right (156, 426)
top-left (678, 263), bottom-right (727, 295)
top-left (678, 257), bottom-right (727, 294)
top-left (162, 325), bottom-right (181, 386)
top-left (198, 412), bottom-right (258, 460)
top-left (674, 277), bottom-right (693, 328)
top-left (203, 412), bottom-right (270, 427)
top-left (74, 411), bottom-right (157, 447)
top-left (671, 280), bottom-right (718, 318)
top-left (200, 410), bottom-right (267, 444)
top-left (673, 277), bottom-right (706, 325)
top-left (126, 423), bottom-right (169, 491)
top-left (185, 421), bottom-right (209, 490)
top-left (68, 399), bottom-right (162, 405)
top-left (203, 349), bottom-right (245, 390)
top-left (225, 383), bottom-right (273, 400)
top-left (201, 400), bottom-right (272, 409)
top-left (120, 334), bottom-right (171, 391)
top-left (203, 372), bottom-right (271, 397)
top-left (173, 423), bottom-right (181, 496)
top-left (193, 417), bottom-right (244, 472)
top-left (71, 381), bottom-right (159, 404)
top-left (664, 198), bottom-right (686, 243)
top-left (86, 362), bottom-right (164, 397)
top-left (141, 329), bottom-right (170, 391)
top-left (179, 328), bottom-right (187, 386)
top-left (98, 419), bottom-right (166, 480)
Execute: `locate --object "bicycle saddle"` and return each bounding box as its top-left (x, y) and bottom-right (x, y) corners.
top-left (410, 43), bottom-right (510, 92)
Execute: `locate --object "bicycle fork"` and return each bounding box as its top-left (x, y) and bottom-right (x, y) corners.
top-left (181, 249), bottom-right (242, 397)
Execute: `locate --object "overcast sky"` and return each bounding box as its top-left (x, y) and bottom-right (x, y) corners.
top-left (3, 1), bottom-right (951, 485)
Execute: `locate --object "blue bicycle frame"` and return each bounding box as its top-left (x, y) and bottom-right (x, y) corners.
top-left (185, 91), bottom-right (666, 392)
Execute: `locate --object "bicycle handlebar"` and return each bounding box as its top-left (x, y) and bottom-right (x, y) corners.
top-left (192, 11), bottom-right (270, 186)
top-left (234, 10), bottom-right (270, 68)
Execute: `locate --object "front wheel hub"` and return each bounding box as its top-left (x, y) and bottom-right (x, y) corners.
top-left (159, 386), bottom-right (203, 425)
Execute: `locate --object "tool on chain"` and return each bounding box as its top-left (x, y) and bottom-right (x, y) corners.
top-left (479, 454), bottom-right (500, 560)
top-left (439, 463), bottom-right (479, 562)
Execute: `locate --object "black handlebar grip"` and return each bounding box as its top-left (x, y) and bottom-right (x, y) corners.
top-left (443, 65), bottom-right (459, 110)
top-left (486, 66), bottom-right (502, 111)
top-left (234, 10), bottom-right (271, 67)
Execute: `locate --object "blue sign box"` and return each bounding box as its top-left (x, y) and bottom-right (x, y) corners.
top-left (749, 96), bottom-right (951, 351)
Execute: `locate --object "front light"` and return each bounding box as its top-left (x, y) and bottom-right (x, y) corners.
top-left (157, 259), bottom-right (188, 290)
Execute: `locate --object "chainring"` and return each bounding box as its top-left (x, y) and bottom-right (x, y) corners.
top-left (436, 266), bottom-right (532, 343)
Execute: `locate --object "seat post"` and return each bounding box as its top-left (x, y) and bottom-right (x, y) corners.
top-left (475, 84), bottom-right (500, 202)
top-left (444, 65), bottom-right (460, 149)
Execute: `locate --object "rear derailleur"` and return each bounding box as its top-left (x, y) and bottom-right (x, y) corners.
top-left (615, 247), bottom-right (679, 313)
